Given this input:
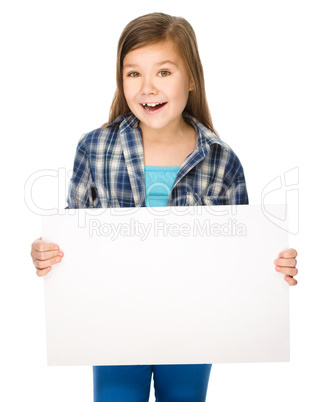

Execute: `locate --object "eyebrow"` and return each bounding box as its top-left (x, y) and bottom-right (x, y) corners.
top-left (123, 59), bottom-right (178, 69)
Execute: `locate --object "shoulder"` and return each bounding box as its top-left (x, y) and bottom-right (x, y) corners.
top-left (76, 113), bottom-right (136, 150)
top-left (188, 115), bottom-right (244, 172)
top-left (221, 142), bottom-right (245, 177)
top-left (212, 138), bottom-right (243, 167)
top-left (183, 112), bottom-right (232, 155)
top-left (76, 126), bottom-right (117, 150)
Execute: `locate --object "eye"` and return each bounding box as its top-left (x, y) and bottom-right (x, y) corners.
top-left (128, 72), bottom-right (140, 78)
top-left (158, 71), bottom-right (170, 77)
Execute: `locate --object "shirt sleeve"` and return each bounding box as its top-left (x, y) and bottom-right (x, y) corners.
top-left (67, 134), bottom-right (95, 209)
top-left (224, 170), bottom-right (249, 205)
top-left (222, 148), bottom-right (249, 205)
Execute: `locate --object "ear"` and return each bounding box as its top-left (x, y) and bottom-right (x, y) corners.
top-left (189, 79), bottom-right (195, 92)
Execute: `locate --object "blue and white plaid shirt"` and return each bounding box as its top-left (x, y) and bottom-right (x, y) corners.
top-left (67, 112), bottom-right (249, 209)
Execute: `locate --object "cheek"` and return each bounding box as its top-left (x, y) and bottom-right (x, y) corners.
top-left (171, 79), bottom-right (190, 104)
top-left (122, 79), bottom-right (136, 101)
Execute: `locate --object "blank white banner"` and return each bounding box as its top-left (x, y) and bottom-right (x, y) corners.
top-left (42, 204), bottom-right (289, 366)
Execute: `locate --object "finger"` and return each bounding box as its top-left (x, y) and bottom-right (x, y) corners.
top-left (284, 275), bottom-right (298, 286)
top-left (275, 266), bottom-right (298, 276)
top-left (33, 255), bottom-right (63, 269)
top-left (36, 267), bottom-right (52, 277)
top-left (278, 248), bottom-right (297, 259)
top-left (33, 249), bottom-right (64, 261)
top-left (34, 240), bottom-right (60, 253)
top-left (274, 258), bottom-right (297, 267)
top-left (31, 237), bottom-right (41, 254)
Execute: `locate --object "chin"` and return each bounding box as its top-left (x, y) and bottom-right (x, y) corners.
top-left (138, 113), bottom-right (179, 130)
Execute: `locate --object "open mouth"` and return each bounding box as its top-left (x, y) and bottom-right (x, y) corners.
top-left (140, 102), bottom-right (167, 112)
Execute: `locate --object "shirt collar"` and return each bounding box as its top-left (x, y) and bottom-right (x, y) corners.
top-left (108, 111), bottom-right (229, 153)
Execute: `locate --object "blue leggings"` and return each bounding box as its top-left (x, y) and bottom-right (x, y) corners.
top-left (93, 364), bottom-right (212, 401)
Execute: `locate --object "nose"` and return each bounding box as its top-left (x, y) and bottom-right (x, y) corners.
top-left (140, 75), bottom-right (157, 96)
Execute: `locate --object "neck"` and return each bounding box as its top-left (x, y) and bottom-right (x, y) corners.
top-left (139, 116), bottom-right (191, 144)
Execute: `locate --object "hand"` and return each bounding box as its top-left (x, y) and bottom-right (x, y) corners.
top-left (30, 237), bottom-right (64, 277)
top-left (274, 248), bottom-right (298, 286)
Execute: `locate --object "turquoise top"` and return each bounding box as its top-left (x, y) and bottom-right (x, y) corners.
top-left (144, 165), bottom-right (181, 207)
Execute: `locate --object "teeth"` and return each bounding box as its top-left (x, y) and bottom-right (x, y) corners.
top-left (142, 103), bottom-right (163, 106)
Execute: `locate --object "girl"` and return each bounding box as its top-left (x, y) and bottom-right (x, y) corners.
top-left (30, 12), bottom-right (298, 402)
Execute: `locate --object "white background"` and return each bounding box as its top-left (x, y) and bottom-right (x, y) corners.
top-left (0, 0), bottom-right (322, 401)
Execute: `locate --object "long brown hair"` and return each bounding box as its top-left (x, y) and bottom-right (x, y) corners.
top-left (101, 12), bottom-right (218, 136)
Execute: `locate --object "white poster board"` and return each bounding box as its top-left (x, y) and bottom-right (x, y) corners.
top-left (42, 204), bottom-right (289, 366)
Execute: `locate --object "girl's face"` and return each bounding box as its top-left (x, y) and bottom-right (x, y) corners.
top-left (122, 40), bottom-right (193, 133)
